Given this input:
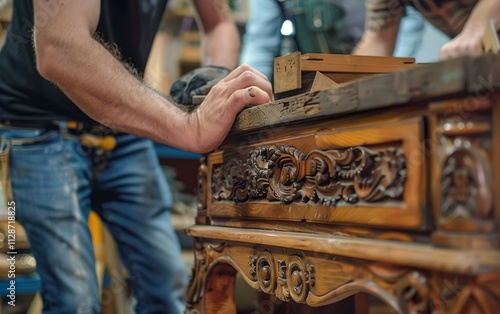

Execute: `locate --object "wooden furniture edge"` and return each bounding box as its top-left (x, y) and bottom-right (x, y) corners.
top-left (185, 225), bottom-right (500, 275)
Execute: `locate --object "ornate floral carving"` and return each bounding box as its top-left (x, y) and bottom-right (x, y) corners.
top-left (211, 145), bottom-right (406, 206)
top-left (212, 158), bottom-right (248, 202)
top-left (440, 138), bottom-right (492, 221)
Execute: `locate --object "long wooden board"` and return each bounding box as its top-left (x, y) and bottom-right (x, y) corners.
top-left (273, 52), bottom-right (415, 93)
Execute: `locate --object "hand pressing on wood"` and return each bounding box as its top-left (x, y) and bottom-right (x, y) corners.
top-left (440, 0), bottom-right (500, 60)
top-left (439, 27), bottom-right (484, 60)
top-left (183, 64), bottom-right (273, 153)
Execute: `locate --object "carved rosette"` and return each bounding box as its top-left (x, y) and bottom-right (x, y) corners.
top-left (256, 252), bottom-right (276, 294)
top-left (440, 138), bottom-right (493, 226)
top-left (249, 253), bottom-right (314, 302)
top-left (211, 144), bottom-right (406, 206)
top-left (286, 256), bottom-right (316, 303)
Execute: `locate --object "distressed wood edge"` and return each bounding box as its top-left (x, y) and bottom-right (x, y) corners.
top-left (232, 54), bottom-right (500, 134)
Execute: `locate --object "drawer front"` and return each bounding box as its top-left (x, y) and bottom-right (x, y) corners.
top-left (206, 117), bottom-right (427, 230)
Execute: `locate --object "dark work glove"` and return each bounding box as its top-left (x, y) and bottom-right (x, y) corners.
top-left (170, 65), bottom-right (231, 105)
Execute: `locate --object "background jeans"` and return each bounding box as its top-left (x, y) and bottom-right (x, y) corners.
top-left (1, 127), bottom-right (188, 314)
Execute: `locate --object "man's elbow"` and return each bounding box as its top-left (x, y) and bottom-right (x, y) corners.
top-left (34, 35), bottom-right (64, 82)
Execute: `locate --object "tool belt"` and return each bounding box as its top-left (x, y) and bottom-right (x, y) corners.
top-left (0, 120), bottom-right (117, 151)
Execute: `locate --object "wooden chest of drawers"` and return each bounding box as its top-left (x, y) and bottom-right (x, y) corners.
top-left (186, 54), bottom-right (500, 314)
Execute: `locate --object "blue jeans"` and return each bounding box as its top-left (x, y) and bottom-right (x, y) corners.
top-left (1, 127), bottom-right (188, 314)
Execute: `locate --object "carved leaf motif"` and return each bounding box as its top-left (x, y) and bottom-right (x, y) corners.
top-left (268, 145), bottom-right (305, 202)
top-left (353, 148), bottom-right (406, 201)
top-left (249, 255), bottom-right (257, 277)
top-left (275, 260), bottom-right (290, 301)
top-left (247, 146), bottom-right (279, 199)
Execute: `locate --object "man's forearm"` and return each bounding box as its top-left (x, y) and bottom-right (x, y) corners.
top-left (440, 0), bottom-right (500, 59)
top-left (37, 32), bottom-right (192, 151)
top-left (202, 21), bottom-right (240, 69)
top-left (191, 0), bottom-right (240, 69)
top-left (353, 30), bottom-right (397, 56)
top-left (33, 0), bottom-right (273, 154)
top-left (462, 0), bottom-right (500, 37)
top-left (353, 19), bottom-right (401, 56)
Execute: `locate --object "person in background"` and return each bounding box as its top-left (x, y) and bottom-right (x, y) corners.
top-left (354, 0), bottom-right (500, 59)
top-left (240, 0), bottom-right (426, 81)
top-left (0, 0), bottom-right (272, 313)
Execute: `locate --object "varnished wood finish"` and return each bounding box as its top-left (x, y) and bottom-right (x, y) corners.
top-left (187, 54), bottom-right (500, 314)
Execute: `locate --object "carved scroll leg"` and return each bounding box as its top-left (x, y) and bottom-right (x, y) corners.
top-left (186, 239), bottom-right (238, 314)
top-left (205, 264), bottom-right (238, 314)
top-left (186, 239), bottom-right (207, 314)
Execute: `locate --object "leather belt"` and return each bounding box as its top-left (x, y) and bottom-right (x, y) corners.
top-left (0, 120), bottom-right (60, 130)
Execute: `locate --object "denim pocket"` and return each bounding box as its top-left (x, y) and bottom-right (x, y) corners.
top-left (4, 128), bottom-right (63, 154)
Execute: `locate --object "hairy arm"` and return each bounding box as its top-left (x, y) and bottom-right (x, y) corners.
top-left (191, 0), bottom-right (240, 69)
top-left (34, 0), bottom-right (271, 153)
top-left (440, 0), bottom-right (500, 59)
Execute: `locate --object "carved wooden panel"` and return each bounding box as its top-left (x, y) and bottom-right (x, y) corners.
top-left (207, 118), bottom-right (426, 230)
top-left (211, 145), bottom-right (406, 205)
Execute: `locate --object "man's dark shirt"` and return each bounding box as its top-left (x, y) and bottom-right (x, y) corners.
top-left (0, 0), bottom-right (168, 122)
